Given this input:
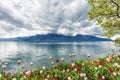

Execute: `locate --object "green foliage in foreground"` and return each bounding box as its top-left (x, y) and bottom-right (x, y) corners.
top-left (0, 54), bottom-right (120, 80)
top-left (88, 0), bottom-right (120, 37)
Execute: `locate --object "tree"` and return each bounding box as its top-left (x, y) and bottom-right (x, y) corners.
top-left (88, 0), bottom-right (120, 37)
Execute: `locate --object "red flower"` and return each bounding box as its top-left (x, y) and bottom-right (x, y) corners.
top-left (55, 59), bottom-right (59, 63)
top-left (77, 66), bottom-right (81, 72)
top-left (99, 62), bottom-right (105, 66)
top-left (109, 68), bottom-right (114, 73)
top-left (54, 75), bottom-right (59, 79)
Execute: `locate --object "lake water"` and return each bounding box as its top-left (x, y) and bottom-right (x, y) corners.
top-left (0, 41), bottom-right (119, 73)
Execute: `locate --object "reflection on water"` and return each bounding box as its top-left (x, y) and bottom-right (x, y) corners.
top-left (0, 41), bottom-right (119, 72)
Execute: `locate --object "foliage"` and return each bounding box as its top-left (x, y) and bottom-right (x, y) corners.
top-left (88, 0), bottom-right (120, 37)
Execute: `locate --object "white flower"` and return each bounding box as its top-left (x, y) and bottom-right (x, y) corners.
top-left (117, 58), bottom-right (120, 60)
top-left (45, 78), bottom-right (48, 80)
top-left (42, 66), bottom-right (46, 69)
top-left (23, 76), bottom-right (26, 78)
top-left (74, 68), bottom-right (77, 71)
top-left (118, 72), bottom-right (120, 76)
top-left (106, 58), bottom-right (110, 62)
top-left (99, 65), bottom-right (102, 68)
top-left (113, 72), bottom-right (117, 76)
top-left (102, 76), bottom-right (105, 79)
top-left (71, 63), bottom-right (75, 67)
top-left (84, 77), bottom-right (87, 80)
top-left (113, 63), bottom-right (119, 67)
top-left (40, 70), bottom-right (43, 74)
top-left (95, 67), bottom-right (98, 70)
top-left (51, 62), bottom-right (54, 64)
top-left (67, 76), bottom-right (71, 80)
top-left (113, 54), bottom-right (118, 58)
top-left (61, 58), bottom-right (64, 62)
top-left (62, 70), bottom-right (65, 73)
top-left (0, 74), bottom-right (2, 78)
top-left (83, 73), bottom-right (86, 77)
top-left (12, 78), bottom-right (17, 80)
top-left (67, 69), bottom-right (69, 72)
top-left (47, 75), bottom-right (50, 78)
top-left (49, 56), bottom-right (53, 60)
top-left (82, 63), bottom-right (84, 66)
top-left (80, 73), bottom-right (84, 77)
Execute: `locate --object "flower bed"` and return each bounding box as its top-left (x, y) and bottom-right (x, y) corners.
top-left (0, 53), bottom-right (120, 80)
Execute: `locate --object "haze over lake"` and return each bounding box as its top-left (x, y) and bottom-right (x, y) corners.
top-left (0, 41), bottom-right (119, 72)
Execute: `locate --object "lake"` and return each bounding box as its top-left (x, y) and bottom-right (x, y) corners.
top-left (0, 41), bottom-right (119, 73)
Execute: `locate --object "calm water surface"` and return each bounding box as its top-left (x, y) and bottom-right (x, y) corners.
top-left (0, 41), bottom-right (119, 72)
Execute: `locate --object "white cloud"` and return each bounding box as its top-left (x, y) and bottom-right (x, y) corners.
top-left (0, 0), bottom-right (105, 38)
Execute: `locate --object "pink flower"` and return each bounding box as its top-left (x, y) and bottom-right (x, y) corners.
top-left (25, 70), bottom-right (32, 78)
top-left (17, 60), bottom-right (21, 65)
top-left (61, 58), bottom-right (64, 62)
top-left (2, 65), bottom-right (6, 70)
top-left (21, 65), bottom-right (24, 69)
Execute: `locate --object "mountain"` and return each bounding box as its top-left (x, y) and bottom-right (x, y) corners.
top-left (1, 33), bottom-right (112, 42)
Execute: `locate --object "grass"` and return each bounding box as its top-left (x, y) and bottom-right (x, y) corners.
top-left (0, 53), bottom-right (120, 80)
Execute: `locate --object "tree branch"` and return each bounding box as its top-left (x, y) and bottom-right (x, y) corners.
top-left (111, 0), bottom-right (120, 18)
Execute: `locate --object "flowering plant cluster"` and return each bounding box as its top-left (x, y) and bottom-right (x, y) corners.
top-left (0, 53), bottom-right (120, 80)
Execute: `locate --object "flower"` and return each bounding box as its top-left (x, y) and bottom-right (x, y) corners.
top-left (69, 54), bottom-right (72, 57)
top-left (95, 67), bottom-right (98, 70)
top-left (49, 56), bottom-right (53, 60)
top-left (99, 62), bottom-right (105, 66)
top-left (77, 66), bottom-right (81, 72)
top-left (30, 62), bottom-right (33, 66)
top-left (42, 66), bottom-right (46, 69)
top-left (71, 63), bottom-right (75, 67)
top-left (54, 75), bottom-right (59, 79)
top-left (17, 60), bottom-right (21, 65)
top-left (106, 58), bottom-right (110, 62)
top-left (111, 72), bottom-right (117, 76)
top-left (2, 65), bottom-right (6, 70)
top-left (21, 65), bottom-right (24, 69)
top-left (113, 63), bottom-right (119, 67)
top-left (55, 58), bottom-right (59, 63)
top-left (118, 72), bottom-right (120, 76)
top-left (109, 68), bottom-right (114, 73)
top-left (95, 59), bottom-right (100, 63)
top-left (0, 74), bottom-right (2, 78)
top-left (51, 62), bottom-right (54, 64)
top-left (84, 77), bottom-right (87, 80)
top-left (1, 60), bottom-right (5, 64)
top-left (47, 75), bottom-right (50, 78)
top-left (61, 58), bottom-right (64, 62)
top-left (25, 71), bottom-right (32, 78)
top-left (89, 61), bottom-right (94, 65)
top-left (82, 63), bottom-right (84, 66)
top-left (40, 70), bottom-right (43, 74)
top-left (87, 54), bottom-right (91, 58)
top-left (72, 53), bottom-right (75, 57)
top-left (68, 76), bottom-right (71, 80)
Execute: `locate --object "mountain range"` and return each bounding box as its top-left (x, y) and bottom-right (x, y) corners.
top-left (0, 33), bottom-right (112, 42)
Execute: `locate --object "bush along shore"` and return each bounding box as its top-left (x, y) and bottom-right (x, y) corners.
top-left (0, 52), bottom-right (120, 80)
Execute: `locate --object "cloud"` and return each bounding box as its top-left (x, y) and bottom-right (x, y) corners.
top-left (0, 0), bottom-right (104, 38)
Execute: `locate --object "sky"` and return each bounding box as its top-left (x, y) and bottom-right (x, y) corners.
top-left (0, 0), bottom-right (105, 38)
